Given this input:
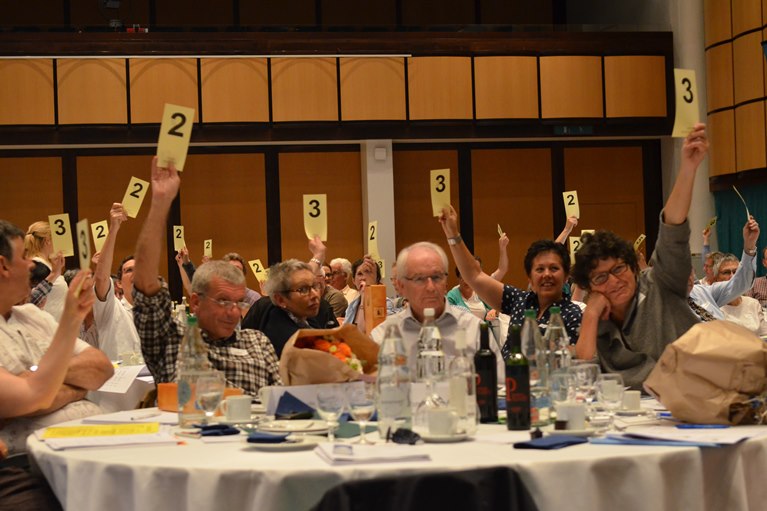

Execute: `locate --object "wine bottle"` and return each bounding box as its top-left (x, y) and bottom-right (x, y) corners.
top-left (505, 324), bottom-right (531, 430)
top-left (474, 322), bottom-right (498, 423)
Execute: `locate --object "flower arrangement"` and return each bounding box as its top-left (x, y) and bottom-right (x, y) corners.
top-left (296, 335), bottom-right (364, 373)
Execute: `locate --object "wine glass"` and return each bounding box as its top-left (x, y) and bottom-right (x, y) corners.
top-left (316, 385), bottom-right (346, 443)
top-left (595, 373), bottom-right (625, 431)
top-left (195, 371), bottom-right (226, 426)
top-left (549, 370), bottom-right (576, 407)
top-left (568, 363), bottom-right (600, 408)
top-left (348, 382), bottom-right (376, 444)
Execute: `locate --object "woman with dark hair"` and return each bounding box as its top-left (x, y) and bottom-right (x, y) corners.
top-left (439, 209), bottom-right (582, 358)
top-left (570, 124), bottom-right (716, 389)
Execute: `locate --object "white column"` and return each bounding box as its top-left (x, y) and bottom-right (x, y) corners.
top-left (360, 140), bottom-right (396, 295)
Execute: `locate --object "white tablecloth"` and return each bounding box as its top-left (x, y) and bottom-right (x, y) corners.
top-left (28, 419), bottom-right (767, 511)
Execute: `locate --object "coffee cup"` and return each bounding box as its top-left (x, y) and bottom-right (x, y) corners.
top-left (222, 395), bottom-right (252, 422)
top-left (555, 401), bottom-right (587, 430)
top-left (427, 408), bottom-right (459, 436)
top-left (622, 390), bottom-right (642, 411)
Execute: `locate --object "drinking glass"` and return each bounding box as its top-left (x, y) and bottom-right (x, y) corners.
top-left (549, 370), bottom-right (576, 407)
top-left (316, 385), bottom-right (346, 443)
top-left (595, 373), bottom-right (625, 431)
top-left (195, 371), bottom-right (226, 426)
top-left (348, 382), bottom-right (376, 444)
top-left (568, 363), bottom-right (600, 407)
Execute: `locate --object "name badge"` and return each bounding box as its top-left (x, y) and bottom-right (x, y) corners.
top-left (229, 347), bottom-right (249, 357)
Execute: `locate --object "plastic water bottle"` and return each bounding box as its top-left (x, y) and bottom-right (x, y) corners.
top-left (448, 329), bottom-right (478, 436)
top-left (177, 315), bottom-right (211, 427)
top-left (544, 306), bottom-right (571, 372)
top-left (416, 307), bottom-right (445, 383)
top-left (521, 309), bottom-right (551, 426)
top-left (376, 324), bottom-right (412, 438)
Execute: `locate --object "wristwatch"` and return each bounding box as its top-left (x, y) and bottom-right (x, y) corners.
top-left (447, 234), bottom-right (463, 246)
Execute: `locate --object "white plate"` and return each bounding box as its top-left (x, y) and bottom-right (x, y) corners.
top-left (258, 420), bottom-right (328, 433)
top-left (545, 428), bottom-right (598, 438)
top-left (216, 419), bottom-right (260, 426)
top-left (615, 409), bottom-right (648, 417)
top-left (246, 436), bottom-right (321, 452)
top-left (251, 403), bottom-right (266, 414)
top-left (420, 433), bottom-right (470, 443)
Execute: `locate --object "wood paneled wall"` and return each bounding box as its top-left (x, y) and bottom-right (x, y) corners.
top-left (704, 0), bottom-right (767, 176)
top-left (0, 53), bottom-right (668, 126)
top-left (0, 157), bottom-right (62, 232)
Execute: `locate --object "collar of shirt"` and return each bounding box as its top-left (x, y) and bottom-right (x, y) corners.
top-left (400, 301), bottom-right (461, 331)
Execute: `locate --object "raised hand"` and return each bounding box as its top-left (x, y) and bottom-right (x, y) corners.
top-left (438, 205), bottom-right (460, 238)
top-left (150, 156), bottom-right (181, 205)
top-left (681, 123), bottom-right (708, 170)
top-left (109, 203), bottom-right (128, 230)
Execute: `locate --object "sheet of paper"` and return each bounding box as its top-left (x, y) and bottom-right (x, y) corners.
top-left (44, 431), bottom-right (177, 451)
top-left (82, 409), bottom-right (178, 425)
top-left (303, 194), bottom-right (327, 241)
top-left (48, 213), bottom-right (74, 257)
top-left (622, 424), bottom-right (767, 445)
top-left (43, 423), bottom-right (160, 439)
top-left (172, 225), bottom-right (185, 252)
top-left (367, 221), bottom-right (380, 260)
top-left (315, 443), bottom-right (430, 464)
top-left (633, 234), bottom-right (646, 251)
top-left (156, 103), bottom-right (195, 171)
top-left (75, 218), bottom-right (91, 270)
top-left (732, 186), bottom-right (751, 221)
top-left (97, 364), bottom-right (146, 393)
top-left (121, 176), bottom-right (150, 218)
top-left (430, 169), bottom-right (450, 217)
top-left (203, 239), bottom-right (212, 258)
top-left (91, 220), bottom-right (109, 252)
top-left (671, 69), bottom-right (700, 138)
top-left (248, 259), bottom-right (268, 283)
top-left (563, 191), bottom-right (580, 219)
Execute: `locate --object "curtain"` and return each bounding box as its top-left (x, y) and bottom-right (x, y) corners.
top-left (714, 182), bottom-right (767, 277)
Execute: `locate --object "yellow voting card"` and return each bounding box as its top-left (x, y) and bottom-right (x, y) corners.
top-left (48, 213), bottom-right (74, 257)
top-left (633, 234), bottom-right (647, 251)
top-left (91, 220), bottom-right (109, 252)
top-left (497, 224), bottom-right (504, 237)
top-left (368, 221), bottom-right (381, 260)
top-left (581, 229), bottom-right (595, 236)
top-left (671, 69), bottom-right (699, 138)
top-left (172, 225), bottom-right (185, 252)
top-left (563, 191), bottom-right (580, 219)
top-left (569, 236), bottom-right (582, 265)
top-left (157, 103), bottom-right (195, 171)
top-left (43, 423), bottom-right (159, 438)
top-left (376, 258), bottom-right (386, 279)
top-left (707, 216), bottom-right (717, 229)
top-left (121, 176), bottom-right (150, 218)
top-left (303, 194), bottom-right (327, 241)
top-left (76, 218), bottom-right (91, 271)
top-left (203, 239), bottom-right (212, 258)
top-left (430, 169), bottom-right (450, 217)
top-left (248, 259), bottom-right (267, 283)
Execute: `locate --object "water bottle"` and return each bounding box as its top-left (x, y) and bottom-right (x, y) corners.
top-left (416, 308), bottom-right (445, 383)
top-left (448, 329), bottom-right (478, 436)
top-left (376, 324), bottom-right (412, 438)
top-left (177, 315), bottom-right (211, 427)
top-left (474, 322), bottom-right (498, 423)
top-left (544, 306), bottom-right (571, 372)
top-left (521, 309), bottom-right (551, 426)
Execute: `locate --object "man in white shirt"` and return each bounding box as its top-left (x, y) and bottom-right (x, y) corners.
top-left (0, 220), bottom-right (113, 455)
top-left (92, 203), bottom-right (141, 361)
top-left (371, 242), bottom-right (503, 381)
top-left (329, 257), bottom-right (359, 305)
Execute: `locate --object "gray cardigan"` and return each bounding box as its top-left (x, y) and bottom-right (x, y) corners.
top-left (596, 217), bottom-right (700, 389)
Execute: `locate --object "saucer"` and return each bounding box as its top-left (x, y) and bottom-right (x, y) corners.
top-left (545, 427), bottom-right (597, 438)
top-left (245, 435), bottom-right (321, 452)
top-left (421, 433), bottom-right (469, 443)
top-left (615, 409), bottom-right (647, 417)
top-left (258, 420), bottom-right (328, 433)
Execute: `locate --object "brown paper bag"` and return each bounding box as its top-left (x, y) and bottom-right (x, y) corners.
top-left (643, 321), bottom-right (767, 425)
top-left (279, 323), bottom-right (379, 386)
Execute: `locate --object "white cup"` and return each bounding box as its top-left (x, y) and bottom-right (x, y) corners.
top-left (427, 408), bottom-right (459, 436)
top-left (622, 390), bottom-right (642, 411)
top-left (258, 387), bottom-right (272, 411)
top-left (555, 401), bottom-right (587, 430)
top-left (222, 395), bottom-right (252, 422)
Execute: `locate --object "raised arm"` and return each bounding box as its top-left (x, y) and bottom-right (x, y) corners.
top-left (175, 248), bottom-right (193, 297)
top-left (133, 157), bottom-right (180, 296)
top-left (707, 217), bottom-right (759, 305)
top-left (489, 232), bottom-right (509, 281)
top-left (438, 205), bottom-right (504, 310)
top-left (95, 203), bottom-right (128, 300)
top-left (662, 123), bottom-right (708, 225)
top-left (308, 236), bottom-right (326, 273)
top-left (555, 216), bottom-right (579, 244)
top-left (0, 270), bottom-right (95, 418)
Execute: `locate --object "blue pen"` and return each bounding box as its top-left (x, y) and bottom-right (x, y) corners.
top-left (676, 424), bottom-right (729, 429)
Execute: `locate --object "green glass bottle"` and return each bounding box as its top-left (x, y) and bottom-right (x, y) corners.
top-left (505, 324), bottom-right (531, 431)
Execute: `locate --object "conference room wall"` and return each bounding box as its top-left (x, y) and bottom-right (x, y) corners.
top-left (76, 155), bottom-right (169, 284)
top-left (0, 157), bottom-right (63, 235)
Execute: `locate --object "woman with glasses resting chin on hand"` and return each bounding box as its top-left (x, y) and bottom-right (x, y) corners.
top-left (242, 259), bottom-right (339, 358)
top-left (569, 123), bottom-right (710, 390)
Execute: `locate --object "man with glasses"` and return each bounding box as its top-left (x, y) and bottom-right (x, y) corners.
top-left (329, 257), bottom-right (359, 305)
top-left (318, 263), bottom-right (348, 318)
top-left (371, 242), bottom-right (503, 381)
top-left (242, 259), bottom-right (339, 358)
top-left (132, 157), bottom-right (281, 395)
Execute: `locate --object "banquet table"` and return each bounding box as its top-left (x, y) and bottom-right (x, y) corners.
top-left (28, 416), bottom-right (767, 511)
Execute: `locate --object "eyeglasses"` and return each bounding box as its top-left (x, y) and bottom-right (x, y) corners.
top-left (589, 262), bottom-right (629, 286)
top-left (401, 273), bottom-right (447, 287)
top-left (200, 294), bottom-right (249, 311)
top-left (385, 427), bottom-right (422, 445)
top-left (285, 282), bottom-right (322, 296)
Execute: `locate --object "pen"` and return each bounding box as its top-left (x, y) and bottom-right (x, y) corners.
top-left (130, 411), bottom-right (161, 420)
top-left (675, 424), bottom-right (729, 429)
